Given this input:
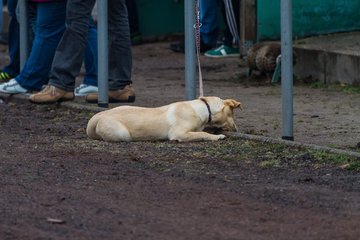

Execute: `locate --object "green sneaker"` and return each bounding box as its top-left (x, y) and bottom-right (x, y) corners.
top-left (204, 44), bottom-right (240, 58)
top-left (0, 72), bottom-right (13, 83)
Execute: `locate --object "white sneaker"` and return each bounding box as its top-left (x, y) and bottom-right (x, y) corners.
top-left (0, 79), bottom-right (28, 94)
top-left (74, 84), bottom-right (98, 96)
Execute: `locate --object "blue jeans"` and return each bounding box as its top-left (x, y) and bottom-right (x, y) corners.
top-left (83, 18), bottom-right (98, 87)
top-left (49, 0), bottom-right (132, 91)
top-left (2, 0), bottom-right (20, 77)
top-left (15, 1), bottom-right (67, 91)
top-left (16, 1), bottom-right (97, 91)
top-left (200, 0), bottom-right (220, 46)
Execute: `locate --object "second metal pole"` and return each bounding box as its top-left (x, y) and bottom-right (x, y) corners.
top-left (184, 0), bottom-right (196, 100)
top-left (97, 0), bottom-right (109, 108)
top-left (280, 0), bottom-right (294, 141)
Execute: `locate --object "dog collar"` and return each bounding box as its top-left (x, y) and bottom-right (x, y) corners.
top-left (200, 98), bottom-right (212, 123)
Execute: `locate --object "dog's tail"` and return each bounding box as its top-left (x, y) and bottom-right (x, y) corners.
top-left (86, 112), bottom-right (104, 140)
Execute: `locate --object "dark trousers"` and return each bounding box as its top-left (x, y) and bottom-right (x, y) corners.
top-left (125, 0), bottom-right (140, 36)
top-left (49, 0), bottom-right (132, 91)
top-left (2, 0), bottom-right (20, 76)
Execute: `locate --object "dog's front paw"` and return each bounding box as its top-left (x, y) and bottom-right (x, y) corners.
top-left (216, 134), bottom-right (226, 140)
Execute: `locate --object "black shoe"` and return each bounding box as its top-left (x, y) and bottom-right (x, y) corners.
top-left (169, 41), bottom-right (185, 53)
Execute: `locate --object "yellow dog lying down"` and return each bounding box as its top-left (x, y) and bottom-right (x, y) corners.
top-left (86, 96), bottom-right (242, 142)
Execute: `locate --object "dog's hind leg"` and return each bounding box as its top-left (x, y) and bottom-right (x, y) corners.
top-left (96, 117), bottom-right (132, 142)
top-left (87, 113), bottom-right (105, 140)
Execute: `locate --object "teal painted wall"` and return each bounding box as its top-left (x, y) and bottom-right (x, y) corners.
top-left (136, 0), bottom-right (184, 37)
top-left (257, 0), bottom-right (360, 40)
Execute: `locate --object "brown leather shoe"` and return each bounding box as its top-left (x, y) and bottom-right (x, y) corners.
top-left (85, 84), bottom-right (135, 103)
top-left (29, 85), bottom-right (74, 104)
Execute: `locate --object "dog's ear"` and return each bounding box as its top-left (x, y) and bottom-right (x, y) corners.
top-left (224, 99), bottom-right (243, 110)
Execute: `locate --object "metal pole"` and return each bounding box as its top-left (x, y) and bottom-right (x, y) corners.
top-left (97, 0), bottom-right (109, 108)
top-left (19, 0), bottom-right (29, 70)
top-left (184, 0), bottom-right (196, 100)
top-left (280, 0), bottom-right (294, 141)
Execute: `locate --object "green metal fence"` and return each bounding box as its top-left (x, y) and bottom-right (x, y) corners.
top-left (257, 0), bottom-right (360, 40)
top-left (137, 0), bottom-right (184, 37)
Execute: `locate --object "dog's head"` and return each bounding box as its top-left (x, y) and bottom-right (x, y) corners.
top-left (200, 97), bottom-right (242, 132)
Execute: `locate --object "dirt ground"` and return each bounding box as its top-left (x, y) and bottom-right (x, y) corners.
top-left (1, 41), bottom-right (360, 239)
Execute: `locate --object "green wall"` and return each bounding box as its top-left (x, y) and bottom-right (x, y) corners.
top-left (257, 0), bottom-right (360, 40)
top-left (136, 0), bottom-right (184, 37)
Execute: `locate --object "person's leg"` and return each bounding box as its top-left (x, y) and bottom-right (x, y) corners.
top-left (0, 0), bottom-right (3, 35)
top-left (107, 0), bottom-right (132, 90)
top-left (0, 0), bottom-right (10, 45)
top-left (204, 0), bottom-right (240, 58)
top-left (83, 17), bottom-right (97, 87)
top-left (85, 0), bottom-right (134, 103)
top-left (15, 1), bottom-right (66, 91)
top-left (74, 17), bottom-right (98, 96)
top-left (125, 0), bottom-right (142, 45)
top-left (169, 0), bottom-right (219, 54)
top-left (1, 0), bottom-right (20, 78)
top-left (29, 0), bottom-right (96, 103)
top-left (222, 0), bottom-right (240, 47)
top-left (49, 0), bottom-right (96, 92)
top-left (199, 0), bottom-right (220, 47)
top-left (125, 0), bottom-right (139, 36)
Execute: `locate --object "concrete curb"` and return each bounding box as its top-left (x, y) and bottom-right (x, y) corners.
top-left (2, 92), bottom-right (360, 158)
top-left (0, 92), bottom-right (105, 112)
